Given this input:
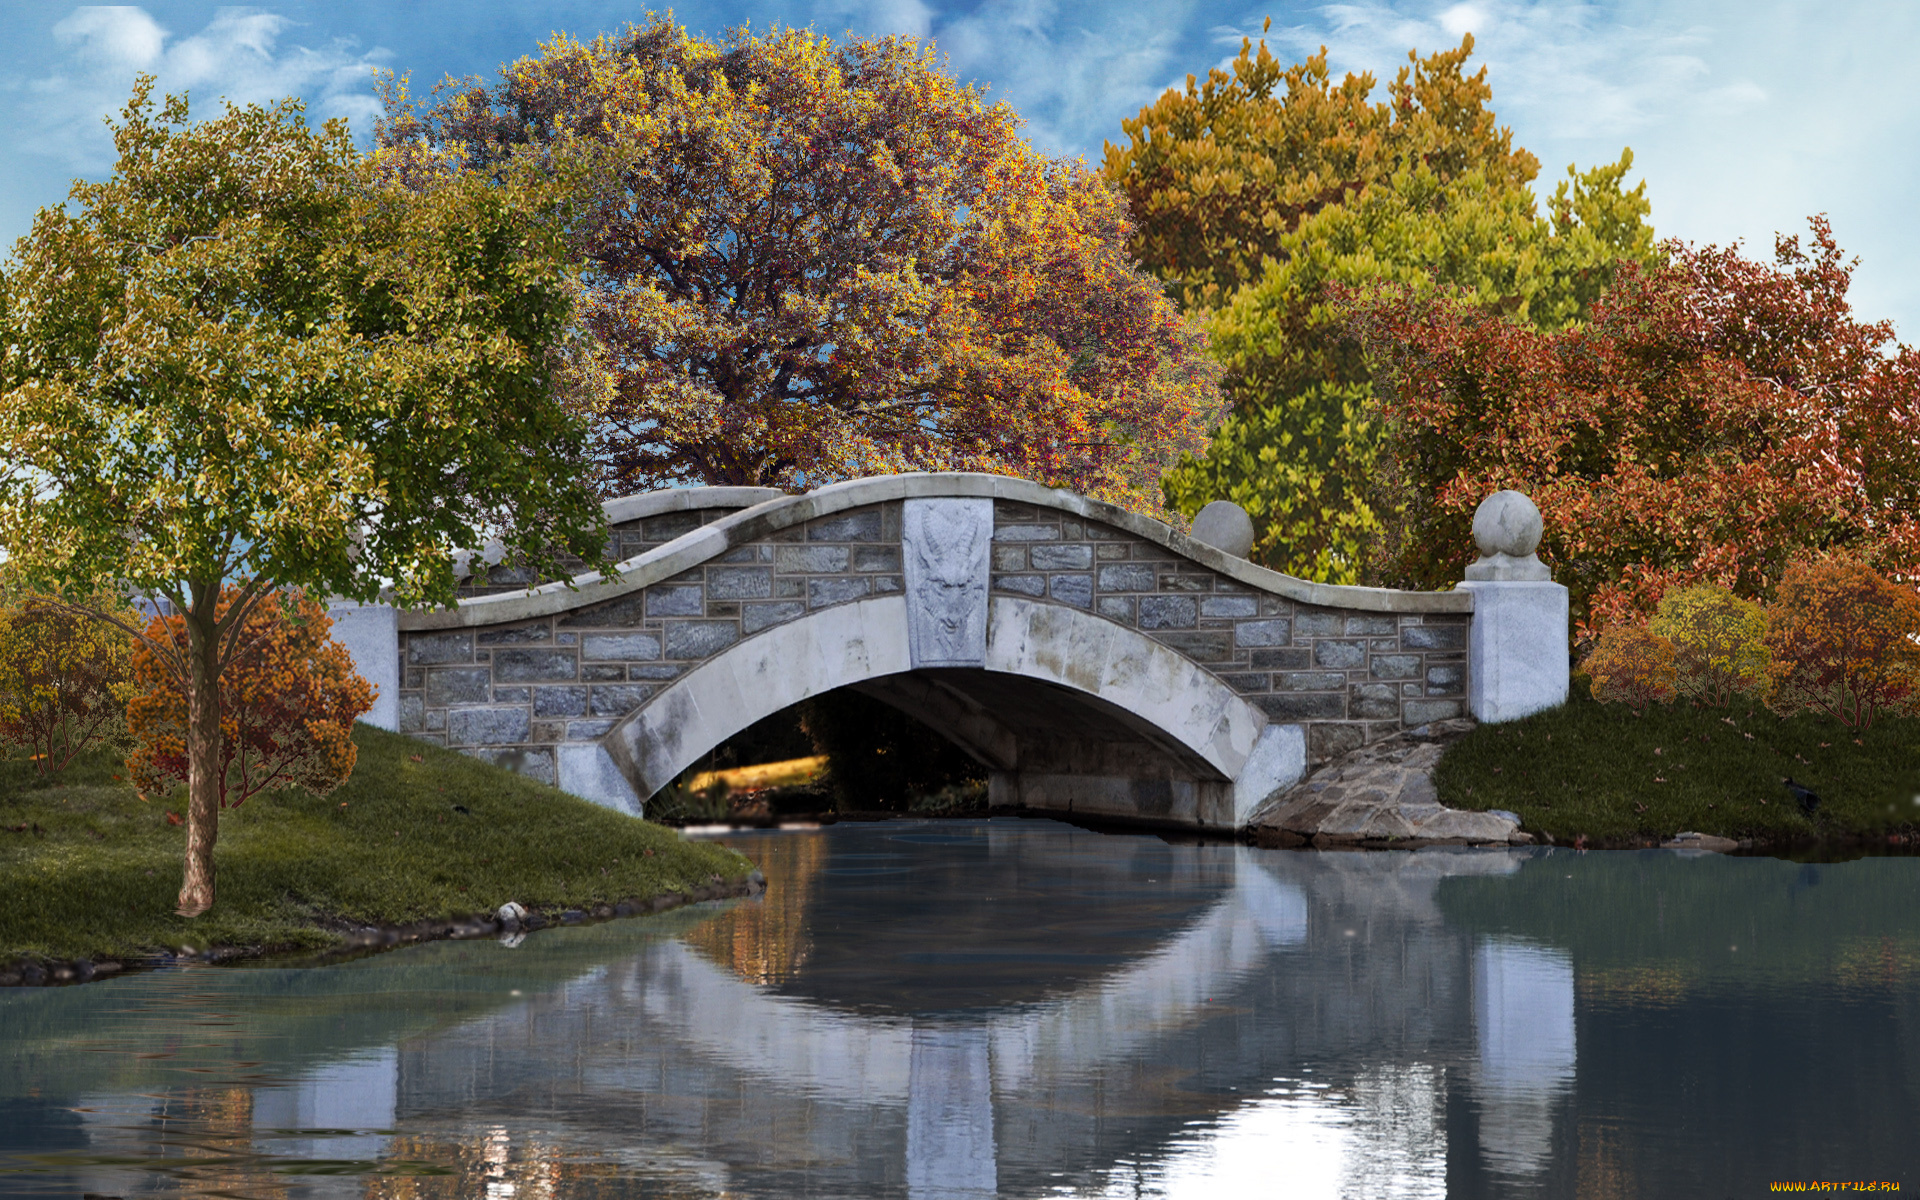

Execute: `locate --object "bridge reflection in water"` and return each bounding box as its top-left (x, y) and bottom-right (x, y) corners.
top-left (345, 824), bottom-right (1572, 1196)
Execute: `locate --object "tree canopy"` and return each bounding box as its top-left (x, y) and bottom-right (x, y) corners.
top-left (1103, 31), bottom-right (1658, 579)
top-left (1355, 218), bottom-right (1920, 635)
top-left (0, 82), bottom-right (605, 914)
top-left (381, 18), bottom-right (1222, 515)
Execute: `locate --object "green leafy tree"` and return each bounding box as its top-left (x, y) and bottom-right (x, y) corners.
top-left (1647, 584), bottom-right (1771, 707)
top-left (0, 82), bottom-right (605, 915)
top-left (383, 17), bottom-right (1222, 516)
top-left (1104, 30), bottom-right (1657, 578)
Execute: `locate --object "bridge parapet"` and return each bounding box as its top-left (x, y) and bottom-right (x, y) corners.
top-left (367, 474), bottom-right (1494, 828)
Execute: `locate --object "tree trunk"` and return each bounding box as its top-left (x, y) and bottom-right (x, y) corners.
top-left (176, 585), bottom-right (223, 917)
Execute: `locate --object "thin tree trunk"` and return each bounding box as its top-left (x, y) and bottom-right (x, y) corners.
top-left (176, 584), bottom-right (223, 918)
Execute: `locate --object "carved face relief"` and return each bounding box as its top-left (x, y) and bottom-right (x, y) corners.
top-left (903, 498), bottom-right (992, 667)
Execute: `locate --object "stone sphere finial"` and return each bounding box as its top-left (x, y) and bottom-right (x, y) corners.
top-left (1465, 490), bottom-right (1550, 581)
top-left (1191, 500), bottom-right (1256, 560)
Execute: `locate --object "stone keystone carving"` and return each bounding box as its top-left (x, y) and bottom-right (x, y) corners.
top-left (903, 497), bottom-right (992, 667)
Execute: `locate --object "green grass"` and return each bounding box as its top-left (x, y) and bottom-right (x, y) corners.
top-left (1437, 678), bottom-right (1920, 845)
top-left (0, 724), bottom-right (752, 964)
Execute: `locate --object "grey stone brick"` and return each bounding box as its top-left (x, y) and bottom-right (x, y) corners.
top-left (1096, 543), bottom-right (1130, 560)
top-left (1278, 671), bottom-right (1349, 691)
top-left (809, 510), bottom-right (883, 541)
top-left (775, 577), bottom-right (806, 598)
top-left (494, 687), bottom-right (530, 703)
top-left (1309, 723), bottom-right (1367, 761)
top-left (559, 593), bottom-right (647, 627)
top-left (533, 719), bottom-right (565, 743)
top-left (1293, 609), bottom-right (1343, 637)
top-left (1405, 698), bottom-right (1464, 723)
top-left (425, 708), bottom-right (446, 732)
top-left (494, 649), bottom-right (579, 682)
top-left (992, 574), bottom-right (1047, 597)
top-left (629, 663), bottom-right (684, 681)
top-left (1152, 631), bottom-right (1232, 662)
top-left (992, 545), bottom-right (1028, 571)
top-left (1257, 693), bottom-right (1346, 721)
top-left (1049, 575), bottom-right (1093, 608)
top-left (743, 601), bottom-right (805, 633)
top-left (809, 576), bottom-right (872, 606)
top-left (467, 747), bottom-right (555, 784)
top-left (1139, 595), bottom-right (1198, 629)
top-left (992, 523), bottom-right (1061, 542)
top-left (641, 512), bottom-right (703, 540)
top-left (1371, 654), bottom-right (1422, 680)
top-left (716, 545), bottom-right (761, 564)
top-left (1403, 623), bottom-right (1467, 650)
top-left (566, 719), bottom-right (618, 740)
top-left (776, 544), bottom-right (850, 573)
top-left (1353, 682), bottom-right (1400, 720)
top-left (1234, 619), bottom-right (1291, 647)
top-left (447, 705), bottom-right (530, 746)
top-left (477, 624), bottom-right (550, 646)
top-left (853, 545), bottom-right (902, 572)
top-left (473, 651), bottom-right (490, 663)
top-left (1426, 663), bottom-right (1466, 693)
top-left (590, 684), bottom-right (654, 716)
top-left (1030, 543), bottom-right (1094, 570)
top-left (1249, 647), bottom-right (1310, 670)
top-left (1200, 595), bottom-right (1258, 619)
top-left (555, 633), bottom-right (577, 646)
top-left (583, 665), bottom-right (625, 682)
top-left (1345, 615), bottom-right (1398, 636)
top-left (1404, 683), bottom-right (1423, 697)
top-left (398, 694), bottom-right (424, 733)
top-left (405, 668), bottom-right (425, 689)
top-left (1220, 672), bottom-right (1271, 691)
top-left (1313, 640), bottom-right (1368, 669)
top-left (708, 567), bottom-right (772, 600)
top-left (667, 621), bottom-right (739, 658)
top-left (533, 686), bottom-right (588, 717)
top-left (1160, 574), bottom-right (1211, 592)
top-left (646, 584), bottom-right (704, 617)
top-left (582, 632), bottom-right (661, 661)
top-left (1098, 564), bottom-right (1158, 592)
top-left (407, 632), bottom-right (472, 665)
top-left (425, 667), bottom-right (491, 707)
top-left (875, 576), bottom-right (902, 593)
top-left (1097, 596), bottom-right (1135, 624)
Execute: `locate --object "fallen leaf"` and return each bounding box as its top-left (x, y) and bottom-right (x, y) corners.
top-left (1819, 742), bottom-right (1831, 748)
top-left (165, 811), bottom-right (182, 826)
top-left (1744, 732), bottom-right (1755, 740)
top-left (1654, 776), bottom-right (1668, 783)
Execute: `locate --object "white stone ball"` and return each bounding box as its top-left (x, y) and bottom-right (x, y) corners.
top-left (1191, 500), bottom-right (1256, 559)
top-left (1472, 490), bottom-right (1543, 559)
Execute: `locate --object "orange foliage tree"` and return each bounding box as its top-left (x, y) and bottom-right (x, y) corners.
top-left (1763, 556), bottom-right (1920, 728)
top-left (1584, 625), bottom-right (1679, 712)
top-left (0, 590), bottom-right (137, 775)
top-left (380, 18), bottom-right (1223, 515)
top-left (127, 589), bottom-right (374, 805)
top-left (1355, 217), bottom-right (1920, 635)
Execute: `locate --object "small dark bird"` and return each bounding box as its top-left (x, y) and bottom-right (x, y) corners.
top-left (452, 804), bottom-right (471, 815)
top-left (1782, 777), bottom-right (1821, 816)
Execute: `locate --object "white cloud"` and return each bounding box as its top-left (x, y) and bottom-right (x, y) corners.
top-left (19, 6), bottom-right (390, 173)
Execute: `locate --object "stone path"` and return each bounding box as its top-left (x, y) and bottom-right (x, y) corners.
top-left (1247, 719), bottom-right (1530, 848)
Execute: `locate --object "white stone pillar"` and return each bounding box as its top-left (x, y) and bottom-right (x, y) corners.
top-left (1456, 492), bottom-right (1568, 723)
top-left (325, 599), bottom-right (400, 731)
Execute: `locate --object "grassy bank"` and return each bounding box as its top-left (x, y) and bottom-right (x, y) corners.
top-left (0, 724), bottom-right (752, 966)
top-left (1438, 679), bottom-right (1920, 846)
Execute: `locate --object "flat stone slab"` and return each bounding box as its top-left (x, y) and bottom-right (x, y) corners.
top-left (1662, 831), bottom-right (1741, 854)
top-left (1248, 719), bottom-right (1525, 847)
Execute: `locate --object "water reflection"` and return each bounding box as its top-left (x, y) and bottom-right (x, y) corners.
top-left (1, 819), bottom-right (1917, 1197)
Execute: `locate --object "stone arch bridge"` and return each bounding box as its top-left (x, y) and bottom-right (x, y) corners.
top-left (334, 474), bottom-right (1566, 830)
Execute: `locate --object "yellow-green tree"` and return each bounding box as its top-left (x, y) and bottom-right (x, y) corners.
top-left (1104, 30), bottom-right (1657, 578)
top-left (0, 82), bottom-right (605, 915)
top-left (0, 584), bottom-right (138, 776)
top-left (1647, 585), bottom-right (1771, 707)
top-left (384, 18), bottom-right (1223, 515)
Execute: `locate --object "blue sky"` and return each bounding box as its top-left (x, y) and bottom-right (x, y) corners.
top-left (3, 2), bottom-right (1915, 340)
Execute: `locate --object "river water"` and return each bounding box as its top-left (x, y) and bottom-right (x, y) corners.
top-left (1, 818), bottom-right (1916, 1197)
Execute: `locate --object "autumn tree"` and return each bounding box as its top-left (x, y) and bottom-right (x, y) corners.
top-left (1647, 584), bottom-right (1771, 707)
top-left (1355, 218), bottom-right (1920, 635)
top-left (380, 18), bottom-right (1222, 515)
top-left (128, 588), bottom-right (373, 805)
top-left (0, 83), bottom-right (606, 915)
top-left (1583, 625), bottom-right (1678, 712)
top-left (1103, 30), bottom-right (1656, 577)
top-left (1764, 556), bottom-right (1920, 728)
top-left (0, 587), bottom-right (139, 776)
